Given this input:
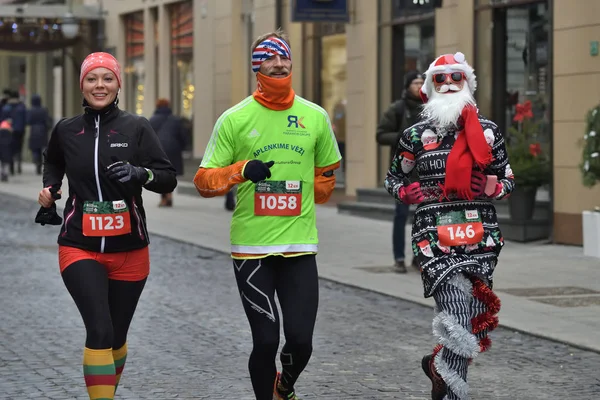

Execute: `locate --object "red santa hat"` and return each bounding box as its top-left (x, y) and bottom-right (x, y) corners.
top-left (420, 52), bottom-right (476, 103)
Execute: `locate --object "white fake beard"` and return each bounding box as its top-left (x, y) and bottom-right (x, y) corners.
top-left (422, 84), bottom-right (475, 128)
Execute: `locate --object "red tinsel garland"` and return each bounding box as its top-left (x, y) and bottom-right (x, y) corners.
top-left (470, 277), bottom-right (501, 353)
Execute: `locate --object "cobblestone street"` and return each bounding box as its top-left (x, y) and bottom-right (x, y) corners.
top-left (1, 193), bottom-right (600, 399)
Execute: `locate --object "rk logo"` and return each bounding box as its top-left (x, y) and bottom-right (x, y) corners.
top-left (287, 115), bottom-right (305, 129)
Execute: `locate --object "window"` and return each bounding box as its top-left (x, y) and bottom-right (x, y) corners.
top-left (475, 1), bottom-right (549, 139)
top-left (315, 23), bottom-right (347, 186)
top-left (391, 20), bottom-right (434, 100)
top-left (170, 1), bottom-right (194, 120)
top-left (392, 0), bottom-right (439, 20)
top-left (124, 12), bottom-right (144, 115)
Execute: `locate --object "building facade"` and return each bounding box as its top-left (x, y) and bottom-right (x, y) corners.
top-left (100, 0), bottom-right (600, 245)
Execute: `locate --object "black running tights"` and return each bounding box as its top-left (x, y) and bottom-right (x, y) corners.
top-left (233, 254), bottom-right (319, 400)
top-left (61, 259), bottom-right (146, 349)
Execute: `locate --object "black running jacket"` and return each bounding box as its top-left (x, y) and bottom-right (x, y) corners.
top-left (43, 105), bottom-right (177, 253)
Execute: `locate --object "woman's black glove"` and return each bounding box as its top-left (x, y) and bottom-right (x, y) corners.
top-left (243, 160), bottom-right (274, 183)
top-left (106, 160), bottom-right (148, 184)
top-left (35, 186), bottom-right (63, 226)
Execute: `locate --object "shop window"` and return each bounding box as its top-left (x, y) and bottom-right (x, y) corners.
top-left (124, 12), bottom-right (144, 115)
top-left (170, 1), bottom-right (194, 121)
top-left (389, 0), bottom-right (436, 101)
top-left (476, 1), bottom-right (549, 139)
top-left (377, 0), bottom-right (436, 185)
top-left (392, 0), bottom-right (439, 20)
top-left (391, 21), bottom-right (434, 101)
top-left (315, 23), bottom-right (347, 186)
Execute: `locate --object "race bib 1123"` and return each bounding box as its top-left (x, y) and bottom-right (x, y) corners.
top-left (82, 200), bottom-right (132, 236)
top-left (254, 180), bottom-right (302, 216)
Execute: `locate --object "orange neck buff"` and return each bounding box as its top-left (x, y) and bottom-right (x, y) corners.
top-left (253, 72), bottom-right (295, 111)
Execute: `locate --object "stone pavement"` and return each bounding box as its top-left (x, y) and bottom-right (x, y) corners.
top-left (1, 163), bottom-right (600, 354)
top-left (2, 193), bottom-right (600, 399)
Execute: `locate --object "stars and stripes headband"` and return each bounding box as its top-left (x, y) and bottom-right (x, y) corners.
top-left (251, 37), bottom-right (292, 73)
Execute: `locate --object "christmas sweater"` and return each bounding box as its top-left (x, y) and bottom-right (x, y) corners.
top-left (384, 116), bottom-right (515, 297)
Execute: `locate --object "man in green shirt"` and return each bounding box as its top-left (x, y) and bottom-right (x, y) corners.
top-left (193, 29), bottom-right (341, 400)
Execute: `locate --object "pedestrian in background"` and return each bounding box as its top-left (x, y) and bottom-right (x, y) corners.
top-left (27, 94), bottom-right (51, 175)
top-left (0, 89), bottom-right (10, 109)
top-left (0, 118), bottom-right (12, 182)
top-left (149, 98), bottom-right (186, 207)
top-left (376, 70), bottom-right (425, 273)
top-left (1, 90), bottom-right (26, 175)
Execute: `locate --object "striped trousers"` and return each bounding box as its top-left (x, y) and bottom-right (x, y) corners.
top-left (430, 273), bottom-right (501, 400)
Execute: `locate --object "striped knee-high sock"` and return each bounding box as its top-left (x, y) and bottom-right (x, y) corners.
top-left (83, 348), bottom-right (116, 400)
top-left (432, 275), bottom-right (480, 400)
top-left (112, 343), bottom-right (128, 391)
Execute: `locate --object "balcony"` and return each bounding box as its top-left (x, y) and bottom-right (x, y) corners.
top-left (0, 1), bottom-right (103, 52)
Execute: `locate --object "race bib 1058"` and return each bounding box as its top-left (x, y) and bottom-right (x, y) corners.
top-left (254, 180), bottom-right (302, 216)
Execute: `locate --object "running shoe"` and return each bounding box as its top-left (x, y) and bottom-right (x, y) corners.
top-left (273, 371), bottom-right (301, 400)
top-left (422, 354), bottom-right (447, 400)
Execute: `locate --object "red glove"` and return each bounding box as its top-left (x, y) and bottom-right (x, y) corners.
top-left (471, 171), bottom-right (488, 197)
top-left (399, 182), bottom-right (424, 204)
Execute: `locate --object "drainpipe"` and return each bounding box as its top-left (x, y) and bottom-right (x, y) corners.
top-left (275, 0), bottom-right (282, 29)
top-left (97, 0), bottom-right (105, 51)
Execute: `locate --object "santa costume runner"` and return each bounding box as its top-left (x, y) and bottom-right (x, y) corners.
top-left (385, 52), bottom-right (514, 399)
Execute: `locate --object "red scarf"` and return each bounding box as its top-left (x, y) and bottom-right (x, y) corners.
top-left (253, 72), bottom-right (295, 111)
top-left (444, 105), bottom-right (494, 200)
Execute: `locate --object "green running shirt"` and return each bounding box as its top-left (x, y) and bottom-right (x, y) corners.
top-left (200, 95), bottom-right (342, 255)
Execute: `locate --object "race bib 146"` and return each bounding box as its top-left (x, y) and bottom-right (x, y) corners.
top-left (436, 209), bottom-right (483, 246)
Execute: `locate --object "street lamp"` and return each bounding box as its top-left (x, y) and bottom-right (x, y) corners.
top-left (61, 12), bottom-right (79, 39)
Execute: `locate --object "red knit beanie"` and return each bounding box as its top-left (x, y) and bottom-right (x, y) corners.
top-left (79, 52), bottom-right (122, 89)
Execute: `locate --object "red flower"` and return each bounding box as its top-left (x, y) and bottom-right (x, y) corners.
top-left (529, 143), bottom-right (541, 157)
top-left (513, 100), bottom-right (533, 122)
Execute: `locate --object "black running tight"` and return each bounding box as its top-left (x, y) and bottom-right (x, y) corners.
top-left (233, 254), bottom-right (319, 400)
top-left (61, 259), bottom-right (146, 349)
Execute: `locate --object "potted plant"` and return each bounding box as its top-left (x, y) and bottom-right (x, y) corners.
top-left (505, 100), bottom-right (551, 220)
top-left (580, 105), bottom-right (600, 258)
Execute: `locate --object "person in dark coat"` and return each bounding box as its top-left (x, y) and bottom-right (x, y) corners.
top-left (0, 119), bottom-right (13, 181)
top-left (0, 89), bottom-right (11, 181)
top-left (149, 98), bottom-right (186, 207)
top-left (1, 90), bottom-right (27, 175)
top-left (0, 89), bottom-right (10, 109)
top-left (376, 70), bottom-right (425, 273)
top-left (27, 94), bottom-right (51, 175)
